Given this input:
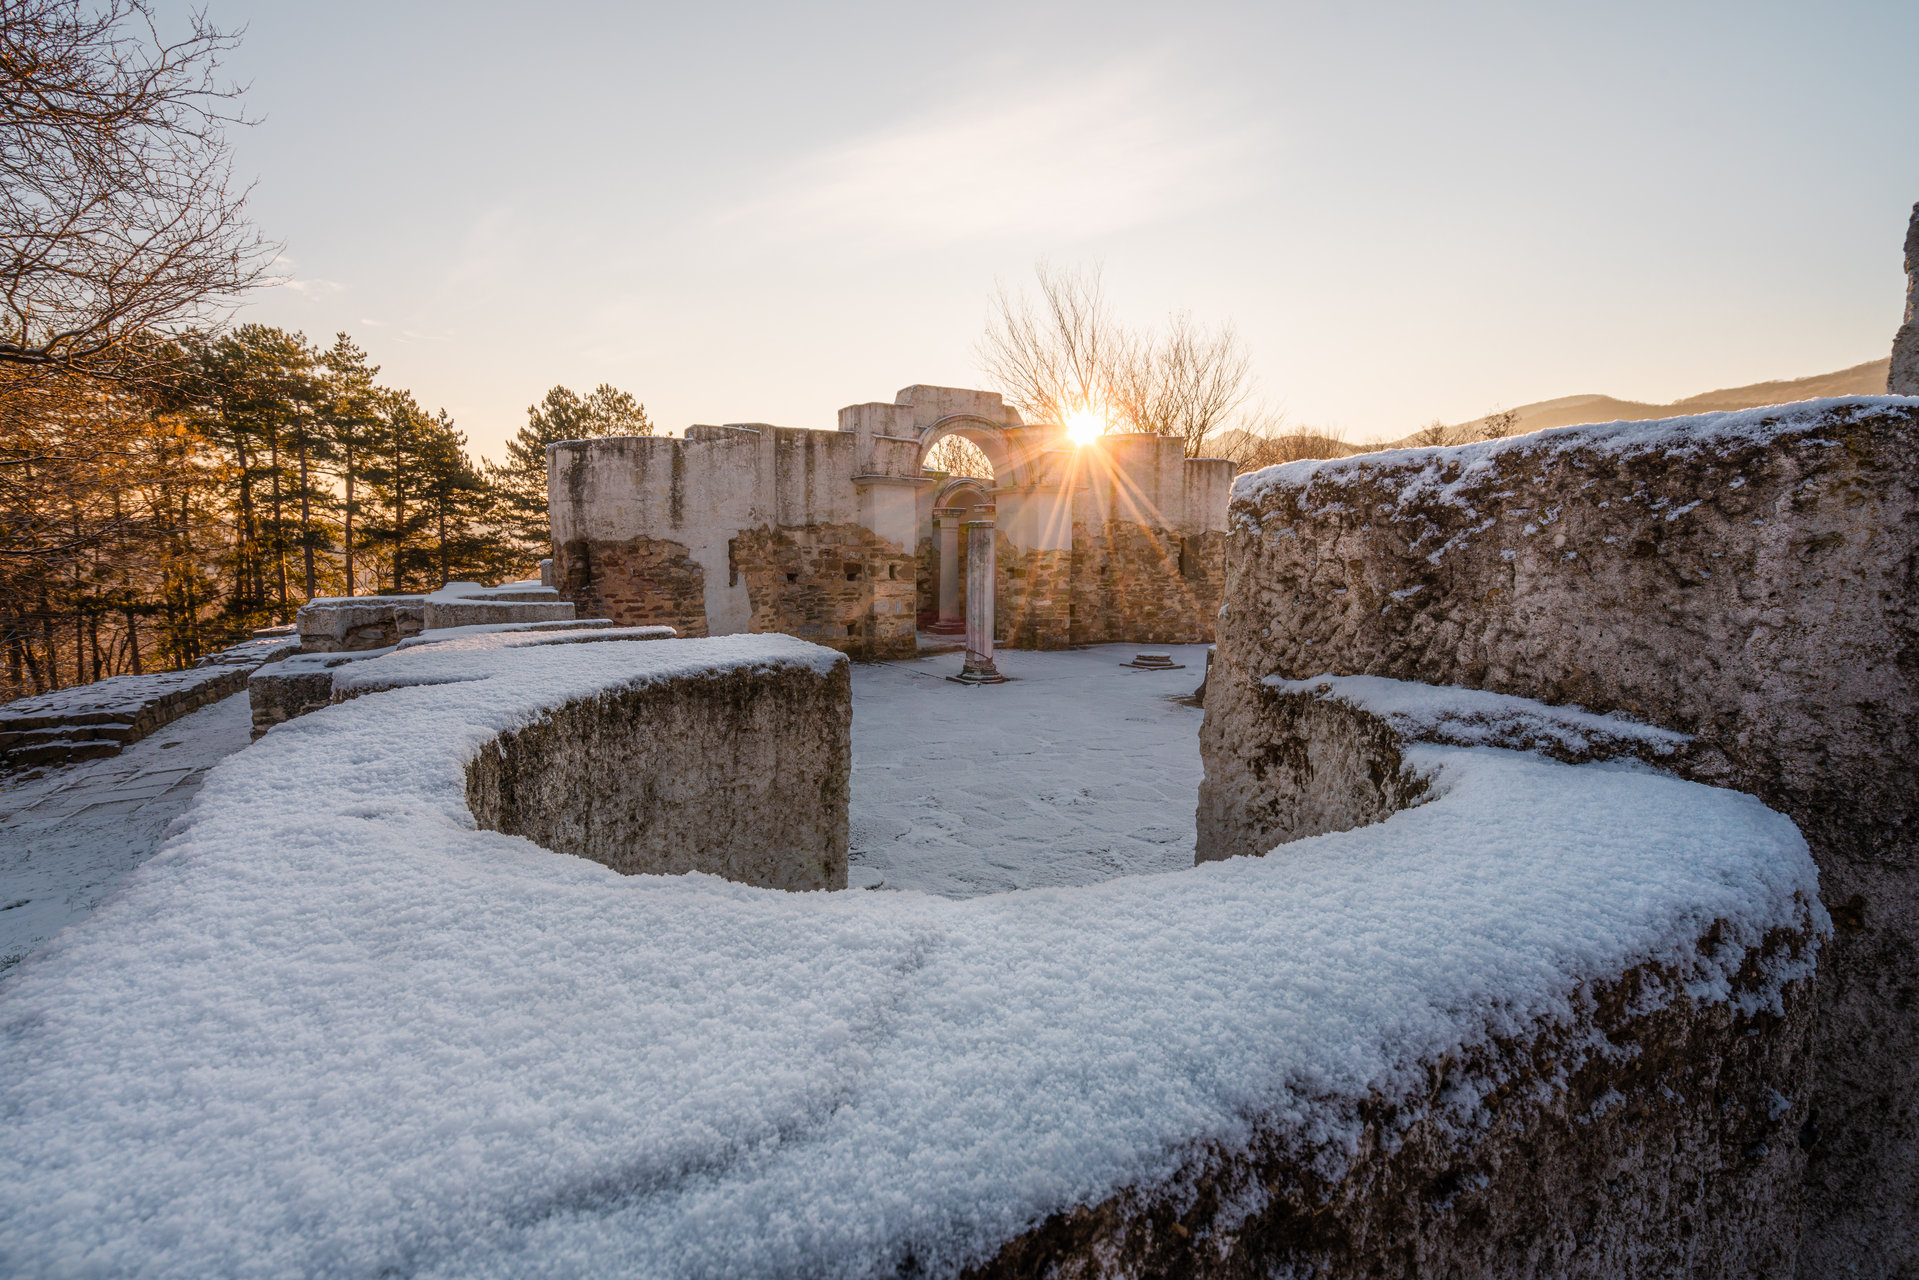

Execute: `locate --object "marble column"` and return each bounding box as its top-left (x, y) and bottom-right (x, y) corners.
top-left (956, 519), bottom-right (1005, 683)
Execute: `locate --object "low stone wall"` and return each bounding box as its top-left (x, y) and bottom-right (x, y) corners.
top-left (0, 631), bottom-right (1822, 1275)
top-left (1202, 397), bottom-right (1919, 1274)
top-left (466, 660), bottom-right (849, 890)
top-left (0, 636), bottom-right (298, 768)
top-left (973, 942), bottom-right (1815, 1279)
top-left (294, 595), bottom-right (426, 652)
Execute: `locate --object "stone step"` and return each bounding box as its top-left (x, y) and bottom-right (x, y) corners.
top-left (421, 599), bottom-right (577, 630)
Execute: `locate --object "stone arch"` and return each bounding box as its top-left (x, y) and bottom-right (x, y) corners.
top-left (916, 414), bottom-right (1016, 486)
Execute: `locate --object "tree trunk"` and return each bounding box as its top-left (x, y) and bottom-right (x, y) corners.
top-left (270, 426), bottom-right (288, 617)
top-left (344, 449), bottom-right (356, 596)
top-left (299, 429), bottom-right (316, 600)
top-left (125, 608), bottom-right (142, 674)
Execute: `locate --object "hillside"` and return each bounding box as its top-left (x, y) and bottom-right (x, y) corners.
top-left (1378, 358), bottom-right (1890, 449)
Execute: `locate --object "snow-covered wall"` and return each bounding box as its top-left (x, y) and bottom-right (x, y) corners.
top-left (1205, 396), bottom-right (1919, 1275)
top-left (0, 629), bottom-right (1824, 1276)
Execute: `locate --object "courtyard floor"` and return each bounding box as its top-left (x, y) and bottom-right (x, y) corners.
top-left (0, 641), bottom-right (1211, 971)
top-left (849, 643), bottom-right (1211, 896)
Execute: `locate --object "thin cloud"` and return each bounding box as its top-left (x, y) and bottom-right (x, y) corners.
top-left (284, 278), bottom-right (345, 297)
top-left (724, 64), bottom-right (1257, 249)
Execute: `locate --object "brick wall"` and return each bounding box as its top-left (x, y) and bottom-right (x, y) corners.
top-left (731, 523), bottom-right (916, 660)
top-left (996, 537), bottom-right (1072, 649)
top-left (1069, 523), bottom-right (1224, 646)
top-left (556, 536), bottom-right (708, 636)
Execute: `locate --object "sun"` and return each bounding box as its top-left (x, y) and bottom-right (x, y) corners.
top-left (1065, 407), bottom-right (1107, 445)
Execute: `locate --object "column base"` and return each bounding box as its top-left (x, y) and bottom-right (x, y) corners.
top-left (948, 664), bottom-right (1008, 686)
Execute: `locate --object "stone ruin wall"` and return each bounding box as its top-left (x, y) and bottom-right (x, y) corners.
top-left (555, 534), bottom-right (707, 638)
top-left (465, 655), bottom-right (851, 892)
top-left (1197, 399), bottom-right (1919, 1276)
top-left (548, 387), bottom-right (1235, 659)
top-left (1891, 200), bottom-right (1919, 395)
top-left (730, 522), bottom-right (916, 659)
top-left (975, 685), bottom-right (1819, 1278)
top-left (972, 943), bottom-right (1816, 1280)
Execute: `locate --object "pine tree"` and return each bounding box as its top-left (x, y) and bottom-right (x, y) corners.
top-left (359, 391), bottom-right (442, 593)
top-left (192, 325), bottom-right (323, 624)
top-left (412, 410), bottom-right (498, 587)
top-left (319, 334), bottom-right (381, 596)
top-left (486, 383), bottom-right (651, 568)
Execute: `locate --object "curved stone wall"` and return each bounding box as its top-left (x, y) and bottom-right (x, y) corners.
top-left (0, 630), bottom-right (1823, 1277)
top-left (1204, 396), bottom-right (1918, 1274)
top-left (465, 663), bottom-right (848, 891)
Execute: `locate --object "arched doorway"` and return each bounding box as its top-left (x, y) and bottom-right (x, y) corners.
top-left (916, 417), bottom-right (1010, 638)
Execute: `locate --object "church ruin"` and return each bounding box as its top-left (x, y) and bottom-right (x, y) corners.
top-left (546, 385), bottom-right (1234, 657)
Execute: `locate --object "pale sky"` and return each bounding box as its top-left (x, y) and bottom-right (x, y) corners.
top-left (222, 1), bottom-right (1919, 459)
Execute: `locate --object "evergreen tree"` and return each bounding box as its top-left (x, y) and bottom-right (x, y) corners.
top-left (487, 383), bottom-right (651, 566)
top-left (192, 325), bottom-right (324, 624)
top-left (411, 410), bottom-right (498, 587)
top-left (358, 391), bottom-right (438, 593)
top-left (319, 334), bottom-right (382, 596)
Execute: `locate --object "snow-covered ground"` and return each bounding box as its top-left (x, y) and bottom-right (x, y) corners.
top-left (0, 646), bottom-right (1208, 971)
top-left (0, 690), bottom-right (253, 974)
top-left (850, 644), bottom-right (1209, 896)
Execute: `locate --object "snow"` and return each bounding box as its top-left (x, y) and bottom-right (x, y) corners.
top-left (849, 646), bottom-right (1210, 895)
top-left (0, 659), bottom-right (254, 726)
top-left (1232, 395), bottom-right (1919, 512)
top-left (0, 690), bottom-right (253, 973)
top-left (1269, 673), bottom-right (1691, 758)
top-left (391, 623), bottom-right (676, 654)
top-left (0, 634), bottom-right (1821, 1278)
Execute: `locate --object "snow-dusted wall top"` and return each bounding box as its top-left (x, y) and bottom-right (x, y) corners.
top-left (1233, 395), bottom-right (1918, 512)
top-left (0, 639), bottom-right (1819, 1278)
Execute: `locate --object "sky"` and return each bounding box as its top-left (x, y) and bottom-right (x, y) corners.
top-left (218, 1), bottom-right (1919, 459)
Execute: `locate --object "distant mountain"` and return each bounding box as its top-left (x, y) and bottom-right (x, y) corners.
top-left (1377, 358), bottom-right (1891, 450)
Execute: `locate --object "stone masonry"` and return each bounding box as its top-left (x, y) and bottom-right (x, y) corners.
top-left (1199, 398), bottom-right (1919, 1276)
top-left (556, 535), bottom-right (708, 637)
top-left (1891, 200), bottom-right (1919, 395)
top-left (548, 386), bottom-right (1234, 658)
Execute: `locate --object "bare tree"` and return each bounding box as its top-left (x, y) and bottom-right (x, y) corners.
top-left (1479, 408), bottom-right (1519, 441)
top-left (923, 433), bottom-right (992, 480)
top-left (1112, 311), bottom-right (1253, 458)
top-left (978, 263), bottom-right (1263, 458)
top-left (0, 0), bottom-right (272, 382)
top-left (1410, 419), bottom-right (1455, 448)
top-left (977, 262), bottom-right (1127, 431)
top-left (1216, 412), bottom-right (1355, 473)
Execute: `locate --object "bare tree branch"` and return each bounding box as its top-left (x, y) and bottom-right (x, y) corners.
top-left (0, 0), bottom-right (274, 382)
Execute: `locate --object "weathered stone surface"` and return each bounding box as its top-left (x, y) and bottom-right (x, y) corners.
top-left (246, 650), bottom-right (379, 739)
top-left (556, 534), bottom-right (708, 636)
top-left (731, 522), bottom-right (915, 660)
top-left (295, 595), bottom-right (426, 652)
top-left (1069, 523), bottom-right (1224, 646)
top-left (1196, 686), bottom-right (1434, 862)
top-left (419, 598), bottom-right (576, 629)
top-left (464, 657), bottom-right (850, 891)
top-left (1202, 398), bottom-right (1919, 1275)
top-left (969, 941), bottom-right (1817, 1280)
top-left (1891, 201), bottom-right (1919, 395)
top-left (996, 538), bottom-right (1072, 649)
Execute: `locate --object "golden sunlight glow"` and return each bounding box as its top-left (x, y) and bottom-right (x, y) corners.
top-left (1065, 407), bottom-right (1107, 445)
